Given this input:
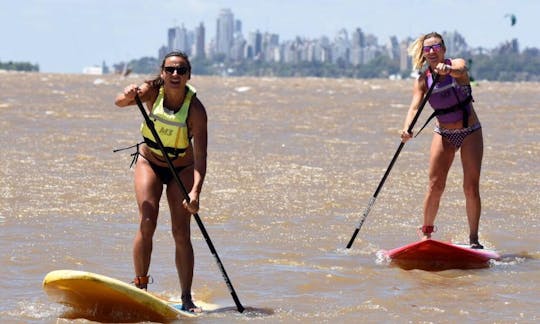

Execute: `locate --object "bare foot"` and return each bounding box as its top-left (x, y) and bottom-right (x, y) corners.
top-left (181, 295), bottom-right (203, 313)
top-left (470, 240), bottom-right (484, 249)
top-left (418, 225), bottom-right (436, 240)
top-left (469, 235), bottom-right (484, 249)
top-left (417, 225), bottom-right (434, 240)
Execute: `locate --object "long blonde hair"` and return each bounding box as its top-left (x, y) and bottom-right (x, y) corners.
top-left (408, 32), bottom-right (445, 71)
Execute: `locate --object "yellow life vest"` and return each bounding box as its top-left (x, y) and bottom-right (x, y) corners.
top-left (141, 84), bottom-right (196, 159)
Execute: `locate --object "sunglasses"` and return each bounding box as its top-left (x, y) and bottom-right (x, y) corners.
top-left (423, 44), bottom-right (443, 53)
top-left (163, 66), bottom-right (188, 75)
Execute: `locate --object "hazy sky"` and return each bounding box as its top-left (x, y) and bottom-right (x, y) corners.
top-left (1, 0), bottom-right (537, 73)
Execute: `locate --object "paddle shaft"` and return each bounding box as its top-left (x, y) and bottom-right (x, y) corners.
top-left (346, 73), bottom-right (439, 249)
top-left (134, 95), bottom-right (245, 313)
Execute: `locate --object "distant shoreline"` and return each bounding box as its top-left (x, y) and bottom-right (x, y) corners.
top-left (3, 71), bottom-right (539, 85)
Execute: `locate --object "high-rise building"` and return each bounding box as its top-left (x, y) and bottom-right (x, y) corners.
top-left (386, 36), bottom-right (399, 60)
top-left (234, 19), bottom-right (242, 35)
top-left (168, 27), bottom-right (176, 52)
top-left (168, 25), bottom-right (191, 54)
top-left (351, 28), bottom-right (365, 49)
top-left (351, 28), bottom-right (365, 65)
top-left (215, 8), bottom-right (235, 59)
top-left (333, 29), bottom-right (350, 65)
top-left (194, 22), bottom-right (206, 59)
top-left (158, 45), bottom-right (168, 62)
top-left (247, 30), bottom-right (262, 59)
top-left (231, 36), bottom-right (246, 61)
top-left (399, 39), bottom-right (411, 72)
top-left (262, 33), bottom-right (279, 62)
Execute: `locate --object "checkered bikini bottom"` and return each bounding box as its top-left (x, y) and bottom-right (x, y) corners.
top-left (434, 123), bottom-right (481, 148)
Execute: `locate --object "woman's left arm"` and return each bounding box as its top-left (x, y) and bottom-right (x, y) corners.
top-left (182, 96), bottom-right (207, 214)
top-left (189, 97), bottom-right (208, 200)
top-left (447, 58), bottom-right (470, 82)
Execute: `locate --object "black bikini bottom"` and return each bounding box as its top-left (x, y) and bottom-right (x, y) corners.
top-left (148, 160), bottom-right (191, 185)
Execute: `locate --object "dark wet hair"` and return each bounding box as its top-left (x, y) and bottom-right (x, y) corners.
top-left (147, 51), bottom-right (192, 88)
top-left (161, 51), bottom-right (192, 71)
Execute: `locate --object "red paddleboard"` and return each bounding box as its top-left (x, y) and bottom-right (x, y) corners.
top-left (383, 239), bottom-right (500, 271)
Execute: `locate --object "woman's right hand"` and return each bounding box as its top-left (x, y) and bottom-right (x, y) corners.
top-left (400, 129), bottom-right (413, 143)
top-left (115, 84), bottom-right (141, 107)
top-left (123, 84), bottom-right (140, 100)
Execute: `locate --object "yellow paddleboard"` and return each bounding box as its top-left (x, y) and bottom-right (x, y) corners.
top-left (43, 269), bottom-right (198, 322)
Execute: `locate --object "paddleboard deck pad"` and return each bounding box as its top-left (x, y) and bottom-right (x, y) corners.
top-left (43, 269), bottom-right (199, 322)
top-left (383, 239), bottom-right (500, 271)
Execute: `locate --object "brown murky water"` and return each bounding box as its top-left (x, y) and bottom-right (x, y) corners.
top-left (0, 72), bottom-right (538, 323)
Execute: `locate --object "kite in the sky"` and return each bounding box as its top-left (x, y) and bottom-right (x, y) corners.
top-left (505, 14), bottom-right (517, 26)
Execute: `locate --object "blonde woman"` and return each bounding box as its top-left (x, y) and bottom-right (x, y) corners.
top-left (400, 32), bottom-right (484, 249)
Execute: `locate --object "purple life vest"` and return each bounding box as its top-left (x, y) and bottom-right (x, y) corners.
top-left (416, 59), bottom-right (474, 136)
top-left (426, 59), bottom-right (473, 124)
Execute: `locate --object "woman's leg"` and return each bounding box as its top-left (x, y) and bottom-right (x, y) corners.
top-left (166, 166), bottom-right (200, 311)
top-left (133, 159), bottom-right (163, 288)
top-left (460, 128), bottom-right (483, 246)
top-left (422, 134), bottom-right (455, 238)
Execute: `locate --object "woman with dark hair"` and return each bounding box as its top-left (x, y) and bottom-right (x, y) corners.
top-left (400, 33), bottom-right (484, 249)
top-left (115, 51), bottom-right (207, 312)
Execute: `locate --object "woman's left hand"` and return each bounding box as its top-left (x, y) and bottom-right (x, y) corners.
top-left (183, 193), bottom-right (200, 214)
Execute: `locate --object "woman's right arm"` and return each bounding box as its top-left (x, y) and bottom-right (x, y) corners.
top-left (400, 75), bottom-right (427, 142)
top-left (114, 82), bottom-right (151, 107)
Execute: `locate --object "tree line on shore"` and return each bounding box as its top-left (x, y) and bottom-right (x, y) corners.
top-left (0, 61), bottom-right (39, 72)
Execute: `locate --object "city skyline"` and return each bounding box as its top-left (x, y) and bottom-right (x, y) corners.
top-left (1, 0), bottom-right (536, 73)
top-left (155, 9), bottom-right (500, 75)
top-left (160, 12), bottom-right (412, 71)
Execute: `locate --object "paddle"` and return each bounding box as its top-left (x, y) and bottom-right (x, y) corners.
top-left (346, 73), bottom-right (440, 249)
top-left (134, 94), bottom-right (245, 313)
